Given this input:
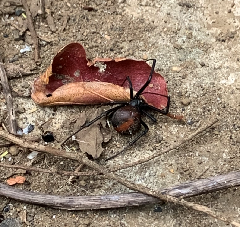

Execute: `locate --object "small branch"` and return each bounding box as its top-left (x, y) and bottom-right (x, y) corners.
top-left (68, 163), bottom-right (85, 183)
top-left (111, 118), bottom-right (218, 171)
top-left (0, 163), bottom-right (97, 177)
top-left (39, 0), bottom-right (45, 20)
top-left (0, 127), bottom-right (239, 226)
top-left (0, 128), bottom-right (80, 161)
top-left (21, 0), bottom-right (41, 63)
top-left (0, 143), bottom-right (13, 148)
top-left (0, 63), bottom-right (17, 134)
top-left (80, 155), bottom-right (240, 227)
top-left (1, 171), bottom-right (240, 209)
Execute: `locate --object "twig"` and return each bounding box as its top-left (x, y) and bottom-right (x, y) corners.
top-left (21, 0), bottom-right (41, 63)
top-left (0, 128), bottom-right (239, 226)
top-left (0, 143), bottom-right (13, 148)
top-left (196, 167), bottom-right (210, 179)
top-left (0, 163), bottom-right (97, 177)
top-left (39, 0), bottom-right (45, 20)
top-left (68, 163), bottom-right (85, 183)
top-left (0, 63), bottom-right (17, 134)
top-left (81, 155), bottom-right (240, 227)
top-left (0, 128), bottom-right (79, 161)
top-left (1, 171), bottom-right (240, 210)
top-left (111, 118), bottom-right (218, 171)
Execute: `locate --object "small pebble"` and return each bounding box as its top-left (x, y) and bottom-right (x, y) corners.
top-left (22, 124), bottom-right (34, 134)
top-left (199, 61), bottom-right (205, 67)
top-left (3, 205), bottom-right (10, 213)
top-left (15, 7), bottom-right (24, 16)
top-left (154, 205), bottom-right (163, 212)
top-left (9, 55), bottom-right (19, 63)
top-left (9, 146), bottom-right (19, 156)
top-left (27, 151), bottom-right (39, 160)
top-left (142, 54), bottom-right (148, 60)
top-left (172, 66), bottom-right (182, 72)
top-left (20, 45), bottom-right (32, 53)
top-left (4, 2), bottom-right (10, 6)
top-left (187, 119), bottom-right (194, 125)
top-left (181, 98), bottom-right (191, 106)
top-left (79, 180), bottom-right (87, 186)
top-left (236, 137), bottom-right (240, 143)
top-left (5, 154), bottom-right (11, 159)
top-left (12, 30), bottom-right (21, 41)
top-left (155, 135), bottom-right (163, 143)
top-left (173, 43), bottom-right (182, 49)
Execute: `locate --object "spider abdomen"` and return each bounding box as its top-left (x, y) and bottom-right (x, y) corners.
top-left (111, 106), bottom-right (141, 134)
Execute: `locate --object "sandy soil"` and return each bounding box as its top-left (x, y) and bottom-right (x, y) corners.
top-left (0, 0), bottom-right (240, 226)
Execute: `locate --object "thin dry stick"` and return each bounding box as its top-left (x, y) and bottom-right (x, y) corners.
top-left (0, 128), bottom-right (79, 161)
top-left (1, 171), bottom-right (240, 210)
top-left (39, 0), bottom-right (45, 20)
top-left (0, 63), bottom-right (17, 134)
top-left (68, 163), bottom-right (85, 183)
top-left (21, 0), bottom-right (40, 63)
top-left (0, 143), bottom-right (13, 148)
top-left (0, 129), bottom-right (239, 226)
top-left (111, 119), bottom-right (219, 171)
top-left (81, 155), bottom-right (240, 227)
top-left (0, 163), bottom-right (97, 177)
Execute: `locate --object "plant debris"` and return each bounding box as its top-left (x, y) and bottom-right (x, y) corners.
top-left (31, 43), bottom-right (168, 109)
top-left (6, 176), bottom-right (26, 186)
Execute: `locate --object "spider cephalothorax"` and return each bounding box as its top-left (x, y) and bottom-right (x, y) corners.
top-left (62, 59), bottom-right (170, 160)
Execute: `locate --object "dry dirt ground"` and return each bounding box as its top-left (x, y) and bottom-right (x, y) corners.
top-left (0, 0), bottom-right (240, 226)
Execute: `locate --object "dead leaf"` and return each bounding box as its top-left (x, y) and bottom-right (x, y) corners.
top-left (76, 124), bottom-right (103, 159)
top-left (31, 43), bottom-right (168, 109)
top-left (73, 112), bottom-right (87, 131)
top-left (74, 109), bottom-right (111, 159)
top-left (75, 110), bottom-right (101, 159)
top-left (6, 176), bottom-right (26, 185)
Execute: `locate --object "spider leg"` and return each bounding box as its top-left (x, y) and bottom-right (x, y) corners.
top-left (141, 109), bottom-right (157, 122)
top-left (60, 105), bottom-right (124, 146)
top-left (105, 119), bottom-right (149, 161)
top-left (135, 59), bottom-right (156, 99)
top-left (126, 76), bottom-right (134, 99)
top-left (142, 96), bottom-right (170, 115)
top-left (120, 76), bottom-right (134, 99)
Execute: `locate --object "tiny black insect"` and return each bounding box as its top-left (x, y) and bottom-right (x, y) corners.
top-left (62, 59), bottom-right (170, 160)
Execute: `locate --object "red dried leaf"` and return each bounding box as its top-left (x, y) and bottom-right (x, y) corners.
top-left (6, 176), bottom-right (26, 185)
top-left (31, 43), bottom-right (168, 109)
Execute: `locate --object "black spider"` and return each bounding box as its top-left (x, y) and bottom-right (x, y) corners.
top-left (62, 59), bottom-right (170, 160)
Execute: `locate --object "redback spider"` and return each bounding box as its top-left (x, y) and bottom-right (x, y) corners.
top-left (62, 59), bottom-right (170, 160)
